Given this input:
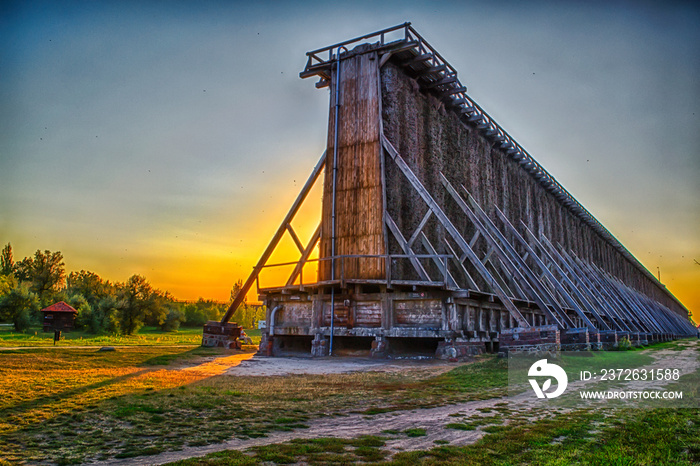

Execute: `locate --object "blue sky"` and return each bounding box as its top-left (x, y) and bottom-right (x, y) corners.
top-left (1, 1), bottom-right (698, 318)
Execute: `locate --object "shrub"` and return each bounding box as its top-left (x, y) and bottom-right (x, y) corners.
top-left (182, 304), bottom-right (209, 327)
top-left (161, 308), bottom-right (185, 332)
top-left (14, 307), bottom-right (35, 332)
top-left (0, 282), bottom-right (40, 331)
top-left (615, 336), bottom-right (632, 351)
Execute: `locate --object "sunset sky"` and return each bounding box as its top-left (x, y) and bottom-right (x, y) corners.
top-left (1, 1), bottom-right (698, 322)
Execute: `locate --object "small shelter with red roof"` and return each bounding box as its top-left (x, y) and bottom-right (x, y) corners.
top-left (41, 301), bottom-right (78, 332)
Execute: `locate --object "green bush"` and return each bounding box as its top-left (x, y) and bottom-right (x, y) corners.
top-left (161, 308), bottom-right (185, 332)
top-left (0, 282), bottom-right (40, 331)
top-left (615, 336), bottom-right (632, 351)
top-left (14, 307), bottom-right (35, 332)
top-left (66, 294), bottom-right (92, 330)
top-left (182, 304), bottom-right (209, 327)
top-left (181, 300), bottom-right (225, 327)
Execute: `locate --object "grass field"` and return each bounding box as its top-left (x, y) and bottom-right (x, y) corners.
top-left (0, 338), bottom-right (697, 465)
top-left (0, 347), bottom-right (506, 464)
top-left (0, 325), bottom-right (263, 347)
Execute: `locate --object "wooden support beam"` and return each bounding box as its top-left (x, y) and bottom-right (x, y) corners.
top-left (576, 256), bottom-right (656, 333)
top-left (598, 269), bottom-right (658, 333)
top-left (379, 53), bottom-right (393, 68)
top-left (382, 135), bottom-right (529, 328)
top-left (447, 98), bottom-right (468, 107)
top-left (385, 213), bottom-right (431, 282)
top-left (468, 230), bottom-right (481, 250)
top-left (221, 151), bottom-right (327, 324)
top-left (440, 175), bottom-right (571, 329)
top-left (286, 224), bottom-right (305, 254)
top-left (407, 210), bottom-right (432, 249)
top-left (561, 248), bottom-right (637, 332)
top-left (538, 236), bottom-right (625, 332)
top-left (405, 53), bottom-right (433, 66)
top-left (481, 245), bottom-right (495, 266)
top-left (577, 260), bottom-right (647, 333)
top-left (444, 238), bottom-right (480, 291)
top-left (416, 64), bottom-right (447, 77)
top-left (419, 232), bottom-right (457, 288)
top-left (495, 208), bottom-right (599, 331)
top-left (426, 75), bottom-right (458, 88)
top-left (285, 223), bottom-right (322, 287)
top-left (441, 87), bottom-right (467, 98)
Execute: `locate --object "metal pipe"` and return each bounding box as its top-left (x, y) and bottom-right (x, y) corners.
top-left (268, 305), bottom-right (281, 337)
top-left (329, 46), bottom-right (347, 357)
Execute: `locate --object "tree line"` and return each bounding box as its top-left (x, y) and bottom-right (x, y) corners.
top-left (0, 243), bottom-right (265, 334)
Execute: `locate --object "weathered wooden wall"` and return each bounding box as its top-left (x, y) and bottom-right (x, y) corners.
top-left (319, 49), bottom-right (385, 281)
top-left (380, 62), bottom-right (687, 318)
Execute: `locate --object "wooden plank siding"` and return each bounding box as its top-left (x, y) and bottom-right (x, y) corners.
top-left (380, 61), bottom-right (686, 317)
top-left (319, 50), bottom-right (386, 281)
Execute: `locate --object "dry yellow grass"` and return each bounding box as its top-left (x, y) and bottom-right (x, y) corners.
top-left (0, 346), bottom-right (494, 464)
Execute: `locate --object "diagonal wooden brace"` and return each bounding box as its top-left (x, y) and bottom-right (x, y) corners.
top-left (382, 134), bottom-right (529, 328)
top-left (221, 152), bottom-right (327, 324)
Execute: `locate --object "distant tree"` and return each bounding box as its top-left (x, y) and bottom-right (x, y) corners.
top-left (181, 298), bottom-right (226, 327)
top-left (114, 275), bottom-right (164, 335)
top-left (65, 293), bottom-right (93, 330)
top-left (1, 243), bottom-right (13, 276)
top-left (182, 303), bottom-right (207, 327)
top-left (161, 306), bottom-right (185, 332)
top-left (29, 250), bottom-right (65, 303)
top-left (231, 304), bottom-right (266, 329)
top-left (13, 250), bottom-right (65, 305)
top-left (143, 289), bottom-right (172, 327)
top-left (13, 257), bottom-right (33, 283)
top-left (67, 270), bottom-right (113, 307)
top-left (230, 279), bottom-right (247, 305)
top-left (91, 295), bottom-right (120, 334)
top-left (0, 274), bottom-right (14, 297)
top-left (229, 279), bottom-right (258, 327)
top-left (0, 283), bottom-right (40, 331)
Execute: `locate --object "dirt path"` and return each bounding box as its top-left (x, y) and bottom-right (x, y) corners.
top-left (93, 340), bottom-right (699, 466)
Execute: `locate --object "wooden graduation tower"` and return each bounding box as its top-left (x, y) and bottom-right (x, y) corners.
top-left (204, 23), bottom-right (696, 356)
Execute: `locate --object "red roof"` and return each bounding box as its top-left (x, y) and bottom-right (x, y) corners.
top-left (41, 301), bottom-right (78, 314)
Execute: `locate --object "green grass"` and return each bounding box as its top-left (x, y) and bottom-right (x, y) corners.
top-left (0, 325), bottom-right (204, 347)
top-left (0, 345), bottom-right (465, 464)
top-left (1, 337), bottom-right (697, 465)
top-left (0, 325), bottom-right (264, 347)
top-left (164, 404), bottom-right (699, 465)
top-left (170, 436), bottom-right (390, 465)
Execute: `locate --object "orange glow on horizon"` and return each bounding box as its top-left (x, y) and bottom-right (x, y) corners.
top-left (145, 170), bottom-right (325, 305)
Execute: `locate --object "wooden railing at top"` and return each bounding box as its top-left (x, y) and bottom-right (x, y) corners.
top-left (257, 253), bottom-right (453, 291)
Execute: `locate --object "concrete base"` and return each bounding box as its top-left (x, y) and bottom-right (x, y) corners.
top-left (498, 325), bottom-right (559, 354)
top-left (598, 330), bottom-right (618, 350)
top-left (561, 327), bottom-right (591, 351)
top-left (639, 333), bottom-right (650, 346)
top-left (436, 339), bottom-right (486, 361)
top-left (631, 333), bottom-right (642, 347)
top-left (257, 332), bottom-right (273, 356)
top-left (202, 321), bottom-right (243, 349)
top-left (370, 336), bottom-right (389, 358)
top-left (311, 334), bottom-right (329, 357)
